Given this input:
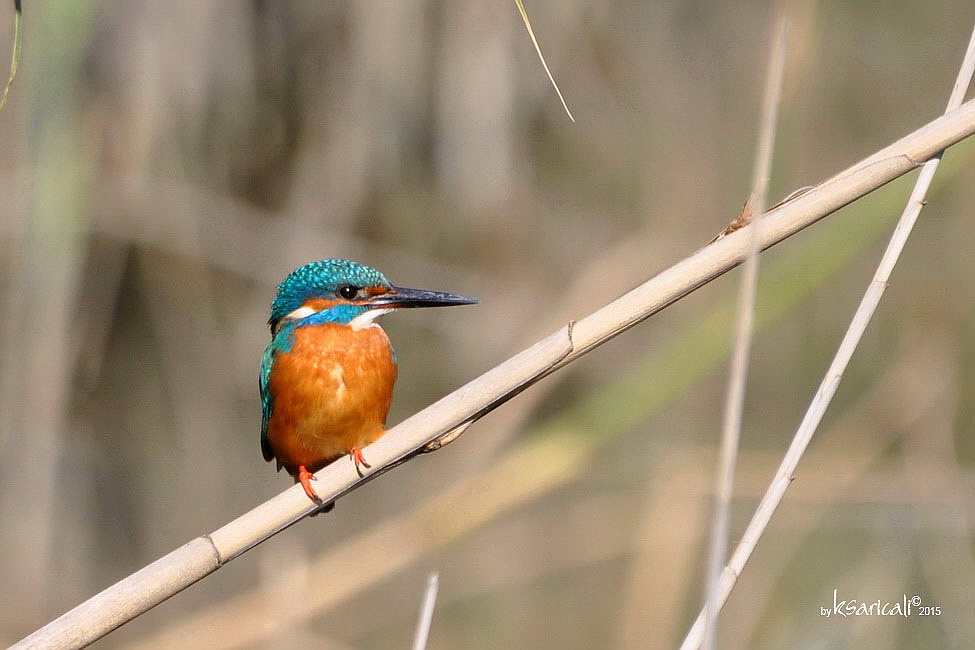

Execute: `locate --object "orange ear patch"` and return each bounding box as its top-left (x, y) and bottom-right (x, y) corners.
top-left (302, 297), bottom-right (341, 310)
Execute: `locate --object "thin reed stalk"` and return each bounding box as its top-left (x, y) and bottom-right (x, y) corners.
top-left (703, 14), bottom-right (789, 650)
top-left (411, 572), bottom-right (440, 650)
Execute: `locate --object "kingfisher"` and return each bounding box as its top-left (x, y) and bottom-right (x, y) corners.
top-left (260, 259), bottom-right (477, 504)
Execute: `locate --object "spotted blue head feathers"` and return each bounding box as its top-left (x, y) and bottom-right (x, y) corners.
top-left (269, 259), bottom-right (393, 331)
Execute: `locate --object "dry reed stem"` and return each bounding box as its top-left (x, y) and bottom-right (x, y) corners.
top-left (680, 21), bottom-right (975, 650)
top-left (13, 97), bottom-right (975, 649)
top-left (411, 572), bottom-right (440, 650)
top-left (0, 0), bottom-right (21, 114)
top-left (703, 14), bottom-right (789, 650)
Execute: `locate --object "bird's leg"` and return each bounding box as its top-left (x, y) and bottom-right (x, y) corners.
top-left (297, 465), bottom-right (322, 503)
top-left (349, 447), bottom-right (372, 476)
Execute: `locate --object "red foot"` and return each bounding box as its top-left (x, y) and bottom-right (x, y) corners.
top-left (349, 447), bottom-right (372, 476)
top-left (297, 465), bottom-right (322, 503)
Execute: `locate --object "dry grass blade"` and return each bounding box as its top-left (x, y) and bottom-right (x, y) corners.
top-left (0, 0), bottom-right (22, 114)
top-left (703, 14), bottom-right (788, 650)
top-left (680, 20), bottom-right (975, 650)
top-left (514, 0), bottom-right (574, 122)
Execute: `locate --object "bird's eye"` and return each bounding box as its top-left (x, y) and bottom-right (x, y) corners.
top-left (337, 285), bottom-right (359, 300)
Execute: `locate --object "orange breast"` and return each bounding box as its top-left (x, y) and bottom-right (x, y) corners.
top-left (266, 322), bottom-right (397, 475)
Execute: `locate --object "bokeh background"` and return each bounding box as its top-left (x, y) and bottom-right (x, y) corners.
top-left (2, 1), bottom-right (975, 648)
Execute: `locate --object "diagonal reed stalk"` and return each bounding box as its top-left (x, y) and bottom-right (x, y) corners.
top-left (680, 19), bottom-right (975, 650)
top-left (13, 98), bottom-right (975, 649)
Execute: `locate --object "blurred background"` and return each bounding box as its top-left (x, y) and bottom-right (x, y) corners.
top-left (2, 1), bottom-right (975, 648)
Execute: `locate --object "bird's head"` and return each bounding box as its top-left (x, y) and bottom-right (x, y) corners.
top-left (269, 259), bottom-right (477, 334)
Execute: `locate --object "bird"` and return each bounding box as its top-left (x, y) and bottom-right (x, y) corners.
top-left (260, 258), bottom-right (477, 504)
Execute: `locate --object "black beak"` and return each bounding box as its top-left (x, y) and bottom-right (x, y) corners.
top-left (367, 286), bottom-right (478, 309)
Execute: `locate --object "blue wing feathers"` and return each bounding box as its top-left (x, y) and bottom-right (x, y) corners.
top-left (259, 340), bottom-right (277, 462)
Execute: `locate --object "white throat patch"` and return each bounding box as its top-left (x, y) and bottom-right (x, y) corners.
top-left (279, 305), bottom-right (393, 332)
top-left (282, 306), bottom-right (318, 321)
top-left (349, 308), bottom-right (394, 331)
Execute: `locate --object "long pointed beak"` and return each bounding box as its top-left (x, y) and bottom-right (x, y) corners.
top-left (367, 286), bottom-right (478, 309)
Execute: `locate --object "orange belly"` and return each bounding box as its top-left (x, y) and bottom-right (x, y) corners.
top-left (266, 322), bottom-right (397, 475)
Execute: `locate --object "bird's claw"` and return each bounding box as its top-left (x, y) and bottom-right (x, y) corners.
top-left (349, 447), bottom-right (372, 477)
top-left (297, 465), bottom-right (322, 503)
